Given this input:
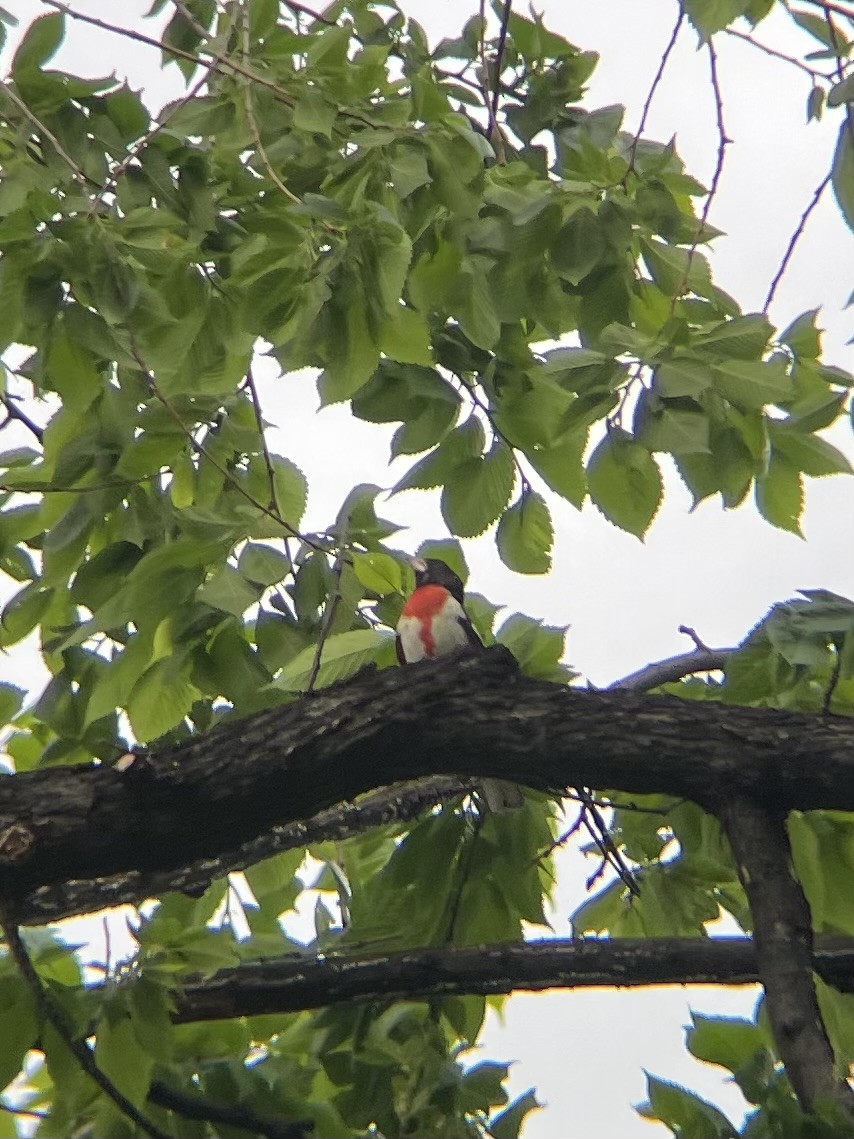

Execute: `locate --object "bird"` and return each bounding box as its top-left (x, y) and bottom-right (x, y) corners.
top-left (395, 556), bottom-right (524, 813)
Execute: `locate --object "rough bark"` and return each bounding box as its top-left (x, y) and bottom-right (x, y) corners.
top-left (2, 648), bottom-right (854, 918)
top-left (171, 935), bottom-right (854, 1024)
top-left (722, 799), bottom-right (854, 1115)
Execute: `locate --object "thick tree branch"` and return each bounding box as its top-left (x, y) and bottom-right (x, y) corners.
top-left (3, 650), bottom-right (854, 921)
top-left (169, 936), bottom-right (854, 1023)
top-left (15, 776), bottom-right (478, 927)
top-left (722, 800), bottom-right (854, 1116)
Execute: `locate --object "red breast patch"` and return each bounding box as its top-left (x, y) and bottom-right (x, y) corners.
top-left (401, 584), bottom-right (451, 657)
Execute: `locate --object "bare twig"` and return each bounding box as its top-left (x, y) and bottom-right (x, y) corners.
top-left (0, 82), bottom-right (95, 190)
top-left (672, 39), bottom-right (730, 302)
top-left (305, 552), bottom-right (345, 691)
top-left (240, 3), bottom-right (301, 204)
top-left (0, 903), bottom-right (173, 1139)
top-left (626, 9), bottom-right (684, 175)
top-left (724, 26), bottom-right (831, 80)
top-left (282, 0), bottom-right (336, 26)
top-left (129, 340), bottom-right (322, 549)
top-left (39, 0), bottom-right (295, 106)
top-left (610, 647), bottom-right (733, 692)
top-left (0, 393), bottom-right (43, 444)
top-left (91, 70), bottom-right (211, 214)
top-left (763, 172), bottom-right (832, 311)
top-left (797, 0), bottom-right (854, 22)
top-left (243, 364), bottom-right (279, 509)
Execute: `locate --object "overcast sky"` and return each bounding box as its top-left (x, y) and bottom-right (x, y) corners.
top-left (3, 1), bottom-right (854, 1135)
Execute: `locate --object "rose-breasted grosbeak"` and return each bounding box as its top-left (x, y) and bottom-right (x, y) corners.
top-left (395, 557), bottom-right (523, 812)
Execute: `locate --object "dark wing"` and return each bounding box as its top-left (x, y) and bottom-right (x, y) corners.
top-left (395, 634), bottom-right (406, 666)
top-left (457, 612), bottom-right (484, 652)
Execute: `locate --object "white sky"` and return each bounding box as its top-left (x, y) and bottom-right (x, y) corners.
top-left (2, 1), bottom-right (854, 1136)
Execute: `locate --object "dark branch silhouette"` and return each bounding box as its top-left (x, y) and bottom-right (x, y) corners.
top-left (3, 649), bottom-right (854, 921)
top-left (170, 935), bottom-right (854, 1023)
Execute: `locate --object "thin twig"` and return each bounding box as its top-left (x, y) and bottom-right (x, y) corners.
top-left (244, 364), bottom-right (279, 509)
top-left (626, 10), bottom-right (684, 175)
top-left (0, 394), bottom-right (43, 444)
top-left (129, 339), bottom-right (322, 549)
top-left (147, 1079), bottom-right (310, 1139)
top-left (797, 0), bottom-right (854, 21)
top-left (0, 82), bottom-right (95, 190)
top-left (39, 0), bottom-right (295, 105)
top-left (240, 2), bottom-right (301, 204)
top-left (763, 171), bottom-right (832, 310)
top-left (90, 69), bottom-right (211, 214)
top-left (282, 0), bottom-right (336, 26)
top-left (724, 26), bottom-right (831, 79)
top-left (491, 0), bottom-right (512, 124)
top-left (671, 39), bottom-right (730, 303)
top-left (305, 553), bottom-right (345, 692)
top-left (0, 903), bottom-right (173, 1139)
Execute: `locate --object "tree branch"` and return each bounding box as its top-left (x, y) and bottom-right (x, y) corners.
top-left (13, 776), bottom-right (478, 927)
top-left (610, 647), bottom-right (733, 691)
top-left (4, 650), bottom-right (854, 921)
top-left (0, 904), bottom-right (171, 1139)
top-left (721, 799), bottom-right (854, 1116)
top-left (169, 935), bottom-right (854, 1023)
top-left (147, 1079), bottom-right (311, 1139)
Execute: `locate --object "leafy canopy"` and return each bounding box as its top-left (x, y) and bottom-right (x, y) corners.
top-left (0, 0), bottom-right (852, 1135)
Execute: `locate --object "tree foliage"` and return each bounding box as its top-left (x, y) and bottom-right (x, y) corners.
top-left (0, 0), bottom-right (852, 1135)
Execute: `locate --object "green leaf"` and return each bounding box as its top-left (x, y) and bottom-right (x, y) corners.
top-left (686, 1013), bottom-right (769, 1075)
top-left (0, 974), bottom-right (38, 1091)
top-left (273, 629), bottom-right (391, 692)
top-left (497, 613), bottom-right (570, 681)
top-left (378, 306), bottom-right (433, 365)
top-left (198, 565), bottom-right (262, 617)
top-left (415, 538), bottom-right (468, 584)
top-left (272, 456), bottom-right (308, 527)
top-left (11, 11), bottom-right (63, 74)
top-left (0, 682), bottom-right (24, 726)
top-left (550, 208), bottom-right (606, 284)
top-left (638, 1074), bottom-right (737, 1137)
top-left (441, 441), bottom-right (515, 537)
top-left (352, 551), bottom-right (404, 596)
top-left (641, 237), bottom-right (711, 296)
top-left (828, 74), bottom-right (854, 109)
top-left (755, 451), bottom-right (804, 534)
top-left (681, 0), bottom-right (753, 38)
top-left (587, 431), bottom-right (662, 538)
top-left (832, 120), bottom-right (854, 232)
top-left (694, 313), bottom-right (773, 360)
top-left (496, 490), bottom-right (553, 574)
top-left (94, 1005), bottom-right (154, 1108)
top-left (490, 1090), bottom-right (543, 1139)
top-left (0, 583), bottom-right (53, 647)
top-left (655, 359), bottom-right (713, 398)
top-left (712, 359), bottom-right (792, 409)
top-left (528, 433), bottom-right (587, 508)
top-left (238, 543), bottom-right (290, 587)
top-left (127, 659), bottom-right (199, 741)
top-left (456, 257), bottom-right (501, 349)
top-left (779, 309), bottom-right (822, 358)
top-left (770, 428), bottom-right (852, 477)
top-left (293, 86), bottom-right (336, 137)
